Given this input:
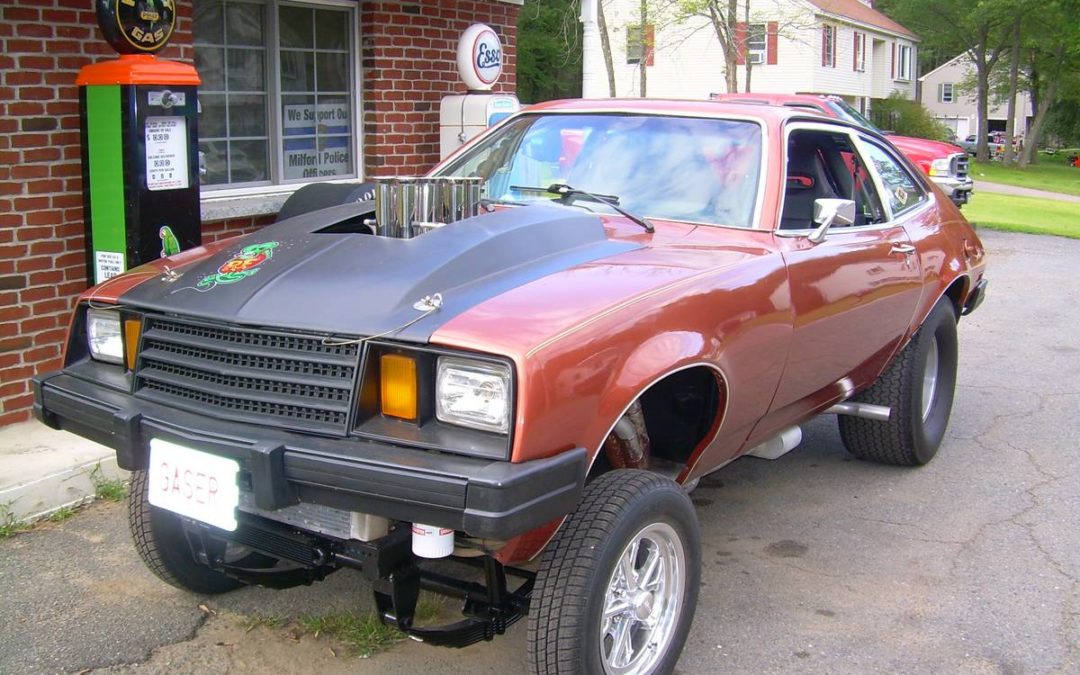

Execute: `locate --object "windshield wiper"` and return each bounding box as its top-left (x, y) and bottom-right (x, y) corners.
top-left (510, 183), bottom-right (655, 233)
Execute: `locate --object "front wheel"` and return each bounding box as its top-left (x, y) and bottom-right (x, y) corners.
top-left (527, 470), bottom-right (701, 675)
top-left (128, 470), bottom-right (288, 594)
top-left (839, 298), bottom-right (959, 465)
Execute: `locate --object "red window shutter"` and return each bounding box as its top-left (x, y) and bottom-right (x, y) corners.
top-left (766, 21), bottom-right (778, 65)
top-left (736, 22), bottom-right (747, 66)
top-left (645, 23), bottom-right (655, 66)
top-left (853, 32), bottom-right (859, 71)
top-left (891, 43), bottom-right (896, 78)
top-left (821, 26), bottom-right (827, 66)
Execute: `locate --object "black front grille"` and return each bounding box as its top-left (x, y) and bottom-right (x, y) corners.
top-left (134, 316), bottom-right (360, 435)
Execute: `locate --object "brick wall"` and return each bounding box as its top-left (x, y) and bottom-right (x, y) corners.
top-left (0, 0), bottom-right (192, 426)
top-left (361, 1), bottom-right (519, 177)
top-left (0, 0), bottom-right (520, 426)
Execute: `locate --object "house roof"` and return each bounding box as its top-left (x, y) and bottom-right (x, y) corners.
top-left (918, 52), bottom-right (970, 81)
top-left (805, 0), bottom-right (919, 40)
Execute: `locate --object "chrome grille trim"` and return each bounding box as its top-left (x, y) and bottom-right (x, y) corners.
top-left (950, 152), bottom-right (969, 179)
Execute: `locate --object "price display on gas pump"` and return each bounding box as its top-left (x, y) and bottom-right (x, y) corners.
top-left (144, 116), bottom-right (190, 191)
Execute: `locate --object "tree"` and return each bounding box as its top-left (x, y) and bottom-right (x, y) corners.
top-left (1019, 0), bottom-right (1080, 165)
top-left (879, 0), bottom-right (1017, 161)
top-left (516, 0), bottom-right (583, 104)
top-left (1001, 16), bottom-right (1022, 165)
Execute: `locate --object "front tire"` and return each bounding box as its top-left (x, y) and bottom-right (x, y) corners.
top-left (527, 470), bottom-right (701, 675)
top-left (839, 298), bottom-right (959, 465)
top-left (128, 469), bottom-right (245, 594)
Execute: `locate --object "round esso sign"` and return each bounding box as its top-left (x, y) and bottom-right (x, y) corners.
top-left (457, 24), bottom-right (503, 91)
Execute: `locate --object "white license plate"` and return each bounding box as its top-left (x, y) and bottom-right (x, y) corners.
top-left (148, 439), bottom-right (240, 531)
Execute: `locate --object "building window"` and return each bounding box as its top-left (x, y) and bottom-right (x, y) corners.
top-left (626, 23), bottom-right (655, 65)
top-left (194, 0), bottom-right (358, 190)
top-left (821, 25), bottom-right (836, 68)
top-left (747, 23), bottom-right (766, 64)
top-left (938, 82), bottom-right (954, 103)
top-left (896, 43), bottom-right (912, 81)
top-left (853, 31), bottom-right (866, 72)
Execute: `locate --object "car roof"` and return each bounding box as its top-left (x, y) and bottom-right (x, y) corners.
top-left (712, 92), bottom-right (837, 107)
top-left (522, 97), bottom-right (838, 126)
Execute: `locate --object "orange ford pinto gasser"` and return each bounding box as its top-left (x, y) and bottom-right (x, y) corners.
top-left (34, 100), bottom-right (987, 674)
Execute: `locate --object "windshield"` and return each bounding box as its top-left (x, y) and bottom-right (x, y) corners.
top-left (435, 113), bottom-right (763, 228)
top-left (825, 99), bottom-right (883, 133)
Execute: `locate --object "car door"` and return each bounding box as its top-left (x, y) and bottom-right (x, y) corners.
top-left (760, 124), bottom-right (927, 430)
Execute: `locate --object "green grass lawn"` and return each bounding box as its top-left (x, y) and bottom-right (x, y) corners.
top-left (971, 157), bottom-right (1080, 197)
top-left (964, 192), bottom-right (1080, 239)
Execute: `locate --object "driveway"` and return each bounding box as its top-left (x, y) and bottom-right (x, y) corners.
top-left (974, 179), bottom-right (1080, 204)
top-left (1, 228), bottom-right (1076, 674)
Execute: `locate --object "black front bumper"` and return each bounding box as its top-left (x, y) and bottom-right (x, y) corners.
top-left (33, 372), bottom-right (587, 540)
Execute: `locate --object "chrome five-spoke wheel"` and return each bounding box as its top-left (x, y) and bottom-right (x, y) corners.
top-left (601, 523), bottom-right (686, 674)
top-left (527, 470), bottom-right (701, 675)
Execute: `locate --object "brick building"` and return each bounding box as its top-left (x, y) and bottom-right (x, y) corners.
top-left (0, 0), bottom-right (522, 426)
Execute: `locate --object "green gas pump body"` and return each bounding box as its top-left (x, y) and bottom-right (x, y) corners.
top-left (78, 1), bottom-right (201, 286)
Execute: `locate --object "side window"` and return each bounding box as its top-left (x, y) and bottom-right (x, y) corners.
top-left (781, 129), bottom-right (886, 230)
top-left (860, 140), bottom-right (927, 215)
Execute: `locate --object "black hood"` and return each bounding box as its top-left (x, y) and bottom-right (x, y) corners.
top-left (119, 203), bottom-right (640, 342)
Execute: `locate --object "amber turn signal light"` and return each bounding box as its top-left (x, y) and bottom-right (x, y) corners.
top-left (124, 318), bottom-right (141, 370)
top-left (380, 353), bottom-right (418, 421)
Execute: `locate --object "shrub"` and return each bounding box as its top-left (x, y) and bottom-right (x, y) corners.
top-left (870, 92), bottom-right (953, 141)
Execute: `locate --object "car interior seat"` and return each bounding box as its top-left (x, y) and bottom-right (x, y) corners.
top-left (780, 139), bottom-right (838, 230)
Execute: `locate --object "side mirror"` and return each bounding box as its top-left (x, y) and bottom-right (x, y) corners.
top-left (808, 198), bottom-right (856, 244)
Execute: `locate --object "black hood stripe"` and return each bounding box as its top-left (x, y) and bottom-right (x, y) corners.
top-left (118, 203), bottom-right (641, 343)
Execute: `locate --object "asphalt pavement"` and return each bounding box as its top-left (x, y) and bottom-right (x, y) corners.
top-left (974, 179), bottom-right (1080, 203)
top-left (1, 228), bottom-right (1076, 674)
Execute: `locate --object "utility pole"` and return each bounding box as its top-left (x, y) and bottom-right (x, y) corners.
top-left (580, 0), bottom-right (606, 98)
top-left (639, 0), bottom-right (648, 96)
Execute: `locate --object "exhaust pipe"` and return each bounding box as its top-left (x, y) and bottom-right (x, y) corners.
top-left (825, 402), bottom-right (891, 422)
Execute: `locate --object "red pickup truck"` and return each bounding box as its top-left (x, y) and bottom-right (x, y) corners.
top-left (712, 93), bottom-right (974, 207)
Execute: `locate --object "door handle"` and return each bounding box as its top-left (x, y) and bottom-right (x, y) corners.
top-left (890, 243), bottom-right (916, 255)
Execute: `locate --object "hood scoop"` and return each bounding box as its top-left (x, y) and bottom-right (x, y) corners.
top-left (371, 176), bottom-right (484, 239)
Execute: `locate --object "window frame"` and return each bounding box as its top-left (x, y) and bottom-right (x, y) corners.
top-left (626, 23), bottom-right (655, 66)
top-left (777, 123), bottom-right (932, 234)
top-left (194, 0), bottom-right (363, 197)
top-left (939, 82), bottom-right (954, 103)
top-left (747, 23), bottom-right (767, 65)
top-left (777, 123), bottom-right (888, 234)
top-left (896, 43), bottom-right (912, 81)
top-left (821, 24), bottom-right (836, 68)
top-left (853, 31), bottom-right (866, 72)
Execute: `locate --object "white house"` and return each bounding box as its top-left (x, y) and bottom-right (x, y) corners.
top-left (918, 52), bottom-right (1033, 140)
top-left (597, 0), bottom-right (919, 113)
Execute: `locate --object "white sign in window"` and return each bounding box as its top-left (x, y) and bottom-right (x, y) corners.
top-left (282, 102), bottom-right (352, 180)
top-left (145, 116), bottom-right (190, 191)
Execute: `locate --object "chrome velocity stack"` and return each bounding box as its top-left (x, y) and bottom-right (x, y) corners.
top-left (374, 176), bottom-right (483, 238)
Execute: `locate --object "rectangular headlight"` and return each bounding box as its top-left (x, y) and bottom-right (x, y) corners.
top-left (436, 357), bottom-right (511, 434)
top-left (86, 308), bottom-right (123, 364)
top-left (929, 158), bottom-right (951, 177)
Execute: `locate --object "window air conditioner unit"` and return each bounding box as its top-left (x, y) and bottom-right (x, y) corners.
top-left (749, 52), bottom-right (765, 65)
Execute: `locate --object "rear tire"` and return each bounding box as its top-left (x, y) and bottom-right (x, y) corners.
top-left (839, 298), bottom-right (958, 465)
top-left (527, 470), bottom-right (701, 675)
top-left (128, 470), bottom-right (245, 594)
